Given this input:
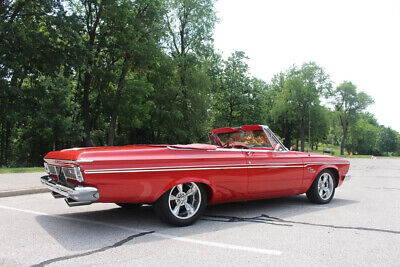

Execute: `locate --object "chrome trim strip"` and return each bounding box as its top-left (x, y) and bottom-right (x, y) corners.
top-left (214, 148), bottom-right (243, 152)
top-left (167, 146), bottom-right (203, 151)
top-left (305, 162), bottom-right (350, 166)
top-left (40, 176), bottom-right (99, 202)
top-left (77, 159), bottom-right (94, 163)
top-left (244, 149), bottom-right (288, 153)
top-left (85, 164), bottom-right (305, 174)
top-left (167, 147), bottom-right (248, 152)
top-left (87, 166), bottom-right (249, 174)
top-left (45, 159), bottom-right (93, 163)
top-left (250, 162), bottom-right (303, 166)
top-left (208, 148), bottom-right (288, 153)
top-left (247, 165), bottom-right (303, 169)
top-left (84, 162), bottom-right (305, 173)
top-left (84, 160), bottom-right (348, 174)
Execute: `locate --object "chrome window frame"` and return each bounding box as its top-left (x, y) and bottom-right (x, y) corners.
top-left (261, 125), bottom-right (288, 152)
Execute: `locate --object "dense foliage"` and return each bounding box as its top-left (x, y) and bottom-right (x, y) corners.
top-left (1, 0), bottom-right (399, 167)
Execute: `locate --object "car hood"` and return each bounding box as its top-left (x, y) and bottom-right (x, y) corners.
top-left (290, 151), bottom-right (349, 163)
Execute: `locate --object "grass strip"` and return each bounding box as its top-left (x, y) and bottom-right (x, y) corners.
top-left (0, 167), bottom-right (44, 174)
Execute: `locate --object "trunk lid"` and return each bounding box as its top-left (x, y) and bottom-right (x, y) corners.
top-left (44, 145), bottom-right (168, 162)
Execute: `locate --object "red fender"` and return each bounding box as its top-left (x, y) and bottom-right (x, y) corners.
top-left (305, 164), bottom-right (339, 190)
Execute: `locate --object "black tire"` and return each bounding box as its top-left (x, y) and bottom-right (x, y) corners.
top-left (306, 169), bottom-right (336, 204)
top-left (155, 182), bottom-right (207, 226)
top-left (115, 203), bottom-right (142, 209)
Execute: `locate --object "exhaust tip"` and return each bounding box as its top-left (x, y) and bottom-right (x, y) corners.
top-left (65, 198), bottom-right (93, 207)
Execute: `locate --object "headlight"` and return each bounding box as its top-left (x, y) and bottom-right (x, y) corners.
top-left (62, 166), bottom-right (84, 183)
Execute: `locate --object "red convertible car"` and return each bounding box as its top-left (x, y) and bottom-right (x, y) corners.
top-left (42, 125), bottom-right (350, 226)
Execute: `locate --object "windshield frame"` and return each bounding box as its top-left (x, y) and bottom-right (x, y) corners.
top-left (262, 125), bottom-right (287, 152)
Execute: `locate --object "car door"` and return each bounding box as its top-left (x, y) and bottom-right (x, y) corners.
top-left (246, 149), bottom-right (304, 195)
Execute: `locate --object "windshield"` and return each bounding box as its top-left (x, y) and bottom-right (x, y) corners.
top-left (217, 129), bottom-right (275, 148)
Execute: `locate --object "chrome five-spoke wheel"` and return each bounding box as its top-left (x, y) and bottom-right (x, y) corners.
top-left (168, 183), bottom-right (201, 219)
top-left (317, 172), bottom-right (334, 200)
top-left (306, 169), bottom-right (336, 204)
top-left (155, 182), bottom-right (207, 226)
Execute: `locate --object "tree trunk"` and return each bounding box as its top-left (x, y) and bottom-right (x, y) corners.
top-left (300, 122), bottom-right (305, 152)
top-left (228, 104), bottom-right (233, 126)
top-left (340, 126), bottom-right (348, 155)
top-left (83, 73), bottom-right (92, 147)
top-left (0, 121), bottom-right (4, 166)
top-left (107, 58), bottom-right (130, 146)
top-left (82, 2), bottom-right (104, 147)
top-left (4, 121), bottom-right (10, 166)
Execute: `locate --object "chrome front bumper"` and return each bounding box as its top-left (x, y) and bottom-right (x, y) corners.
top-left (40, 176), bottom-right (99, 202)
top-left (344, 173), bottom-right (351, 181)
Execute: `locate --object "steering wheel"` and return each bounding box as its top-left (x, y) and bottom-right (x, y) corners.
top-left (223, 141), bottom-right (231, 148)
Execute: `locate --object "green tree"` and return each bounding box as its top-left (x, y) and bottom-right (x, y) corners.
top-left (3, 0), bottom-right (398, 167)
top-left (0, 0), bottom-right (81, 166)
top-left (378, 127), bottom-right (398, 156)
top-left (70, 0), bottom-right (165, 146)
top-left (105, 0), bottom-right (165, 145)
top-left (165, 0), bottom-right (217, 142)
top-left (291, 62), bottom-right (331, 151)
top-left (267, 71), bottom-right (297, 147)
top-left (333, 81), bottom-right (374, 155)
top-left (212, 51), bottom-right (266, 127)
top-left (268, 63), bottom-right (331, 151)
top-left (11, 72), bottom-right (82, 166)
top-left (309, 105), bottom-right (329, 150)
top-left (347, 114), bottom-right (380, 155)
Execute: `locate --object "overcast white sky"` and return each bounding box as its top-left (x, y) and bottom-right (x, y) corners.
top-left (214, 0), bottom-right (400, 132)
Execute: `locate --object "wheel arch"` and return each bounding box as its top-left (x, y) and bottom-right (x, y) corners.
top-left (155, 177), bottom-right (215, 203)
top-left (325, 167), bottom-right (340, 187)
top-left (308, 165), bottom-right (340, 190)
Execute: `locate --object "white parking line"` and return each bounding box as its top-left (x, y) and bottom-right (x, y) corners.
top-left (0, 204), bottom-right (282, 256)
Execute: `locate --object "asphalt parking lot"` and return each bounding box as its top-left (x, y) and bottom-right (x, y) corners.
top-left (0, 158), bottom-right (399, 266)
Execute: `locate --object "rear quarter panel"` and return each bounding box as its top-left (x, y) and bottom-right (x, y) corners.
top-left (80, 147), bottom-right (248, 204)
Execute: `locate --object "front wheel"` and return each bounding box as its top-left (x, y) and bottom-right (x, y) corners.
top-left (306, 170), bottom-right (336, 204)
top-left (155, 182), bottom-right (207, 226)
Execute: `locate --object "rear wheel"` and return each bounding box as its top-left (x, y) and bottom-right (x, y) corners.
top-left (155, 182), bottom-right (207, 226)
top-left (115, 203), bottom-right (142, 209)
top-left (306, 170), bottom-right (336, 204)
